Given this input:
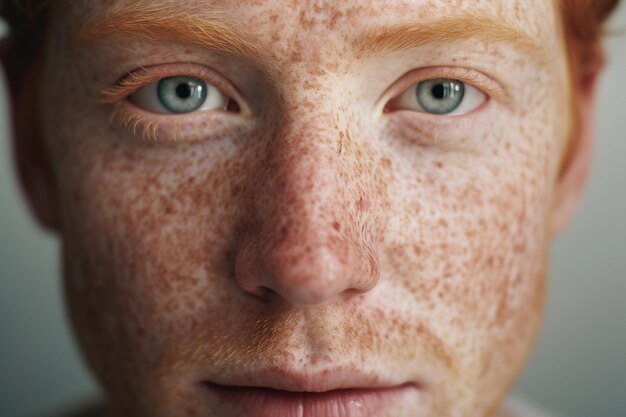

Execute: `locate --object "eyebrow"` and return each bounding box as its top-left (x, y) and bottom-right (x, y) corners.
top-left (73, 3), bottom-right (264, 62)
top-left (75, 4), bottom-right (548, 67)
top-left (354, 15), bottom-right (549, 64)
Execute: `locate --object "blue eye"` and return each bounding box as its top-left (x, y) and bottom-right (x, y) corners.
top-left (392, 78), bottom-right (487, 116)
top-left (416, 79), bottom-right (465, 114)
top-left (157, 76), bottom-right (208, 113)
top-left (129, 76), bottom-right (229, 114)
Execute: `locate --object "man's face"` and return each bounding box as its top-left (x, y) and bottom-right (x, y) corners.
top-left (34, 0), bottom-right (571, 416)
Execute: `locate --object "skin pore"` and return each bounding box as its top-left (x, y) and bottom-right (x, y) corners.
top-left (17, 0), bottom-right (589, 416)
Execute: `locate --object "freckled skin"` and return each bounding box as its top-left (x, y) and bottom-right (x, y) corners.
top-left (36, 0), bottom-right (572, 416)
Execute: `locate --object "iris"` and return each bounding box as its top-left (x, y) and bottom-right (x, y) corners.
top-left (157, 76), bottom-right (208, 113)
top-left (416, 78), bottom-right (465, 114)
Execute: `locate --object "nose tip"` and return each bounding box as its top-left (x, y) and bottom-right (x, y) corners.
top-left (234, 222), bottom-right (380, 306)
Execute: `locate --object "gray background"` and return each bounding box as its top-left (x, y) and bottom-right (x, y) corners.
top-left (1, 5), bottom-right (625, 417)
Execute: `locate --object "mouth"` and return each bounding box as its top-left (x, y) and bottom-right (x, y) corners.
top-left (201, 368), bottom-right (420, 417)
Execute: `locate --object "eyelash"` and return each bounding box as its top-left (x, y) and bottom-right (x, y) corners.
top-left (101, 64), bottom-right (238, 104)
top-left (382, 66), bottom-right (508, 113)
top-left (100, 64), bottom-right (242, 142)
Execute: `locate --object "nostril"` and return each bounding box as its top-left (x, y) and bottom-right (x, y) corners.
top-left (245, 285), bottom-right (278, 303)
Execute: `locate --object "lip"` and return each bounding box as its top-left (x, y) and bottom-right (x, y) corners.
top-left (201, 367), bottom-right (420, 417)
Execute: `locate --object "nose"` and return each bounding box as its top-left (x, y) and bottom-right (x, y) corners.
top-left (233, 120), bottom-right (380, 306)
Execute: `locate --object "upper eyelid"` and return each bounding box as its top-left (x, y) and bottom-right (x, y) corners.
top-left (380, 66), bottom-right (511, 109)
top-left (99, 63), bottom-right (244, 108)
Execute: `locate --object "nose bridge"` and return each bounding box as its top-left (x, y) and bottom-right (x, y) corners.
top-left (273, 99), bottom-right (345, 226)
top-left (267, 113), bottom-right (347, 257)
top-left (233, 92), bottom-right (381, 306)
top-left (258, 73), bottom-right (354, 244)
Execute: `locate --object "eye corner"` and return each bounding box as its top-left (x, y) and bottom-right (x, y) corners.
top-left (226, 99), bottom-right (241, 113)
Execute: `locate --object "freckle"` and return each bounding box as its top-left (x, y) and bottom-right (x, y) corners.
top-left (332, 221), bottom-right (341, 231)
top-left (325, 62), bottom-right (340, 73)
top-left (355, 196), bottom-right (368, 212)
top-left (302, 79), bottom-right (317, 90)
top-left (290, 50), bottom-right (303, 63)
top-left (513, 242), bottom-right (526, 254)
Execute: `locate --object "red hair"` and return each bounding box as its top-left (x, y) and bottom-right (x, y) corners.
top-left (560, 0), bottom-right (620, 90)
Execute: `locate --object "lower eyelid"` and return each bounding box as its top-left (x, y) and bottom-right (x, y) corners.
top-left (385, 106), bottom-right (490, 152)
top-left (109, 100), bottom-right (245, 144)
top-left (110, 103), bottom-right (165, 142)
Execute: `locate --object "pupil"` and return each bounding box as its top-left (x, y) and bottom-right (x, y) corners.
top-left (432, 84), bottom-right (446, 100)
top-left (176, 83), bottom-right (192, 99)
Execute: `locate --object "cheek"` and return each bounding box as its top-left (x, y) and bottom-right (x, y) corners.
top-left (380, 108), bottom-right (559, 387)
top-left (57, 136), bottom-right (248, 384)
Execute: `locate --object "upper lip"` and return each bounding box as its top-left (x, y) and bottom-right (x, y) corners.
top-left (203, 365), bottom-right (417, 393)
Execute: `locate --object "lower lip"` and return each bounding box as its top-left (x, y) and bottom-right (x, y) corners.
top-left (205, 382), bottom-right (416, 417)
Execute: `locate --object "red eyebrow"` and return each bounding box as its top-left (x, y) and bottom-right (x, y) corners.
top-left (73, 2), bottom-right (264, 62)
top-left (354, 15), bottom-right (549, 64)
